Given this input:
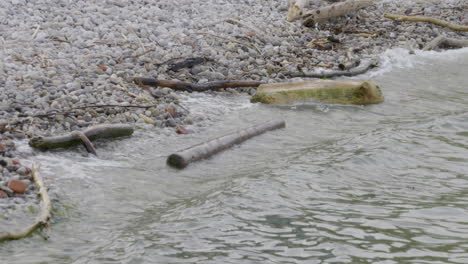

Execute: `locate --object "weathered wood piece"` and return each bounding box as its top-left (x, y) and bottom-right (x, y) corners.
top-left (167, 120), bottom-right (286, 169)
top-left (251, 80), bottom-right (383, 105)
top-left (71, 131), bottom-right (97, 155)
top-left (284, 59), bottom-right (378, 78)
top-left (288, 0), bottom-right (309, 22)
top-left (0, 162), bottom-right (51, 242)
top-left (302, 0), bottom-right (373, 27)
top-left (134, 77), bottom-right (264, 92)
top-left (384, 14), bottom-right (468, 32)
top-left (423, 35), bottom-right (468, 51)
top-left (29, 124), bottom-right (133, 150)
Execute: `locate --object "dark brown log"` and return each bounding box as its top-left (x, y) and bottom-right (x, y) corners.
top-left (167, 120), bottom-right (286, 168)
top-left (134, 77), bottom-right (264, 92)
top-left (283, 59), bottom-right (378, 78)
top-left (29, 124), bottom-right (133, 150)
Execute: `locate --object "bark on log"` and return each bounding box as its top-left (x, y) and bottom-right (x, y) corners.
top-left (29, 124), bottom-right (134, 150)
top-left (384, 14), bottom-right (468, 32)
top-left (302, 0), bottom-right (373, 27)
top-left (134, 77), bottom-right (264, 92)
top-left (167, 120), bottom-right (286, 169)
top-left (283, 59), bottom-right (378, 78)
top-left (0, 162), bottom-right (51, 241)
top-left (251, 80), bottom-right (383, 105)
top-left (423, 35), bottom-right (468, 51)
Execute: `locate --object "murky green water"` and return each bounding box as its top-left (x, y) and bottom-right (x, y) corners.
top-left (1, 48), bottom-right (468, 263)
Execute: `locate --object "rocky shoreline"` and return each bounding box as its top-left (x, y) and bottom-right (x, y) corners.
top-left (0, 0), bottom-right (467, 214)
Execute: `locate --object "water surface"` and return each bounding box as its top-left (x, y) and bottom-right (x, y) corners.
top-left (1, 48), bottom-right (468, 264)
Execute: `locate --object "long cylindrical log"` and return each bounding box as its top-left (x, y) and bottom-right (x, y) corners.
top-left (384, 14), bottom-right (468, 32)
top-left (0, 162), bottom-right (51, 241)
top-left (302, 0), bottom-right (373, 26)
top-left (167, 120), bottom-right (286, 168)
top-left (134, 77), bottom-right (264, 92)
top-left (29, 124), bottom-right (134, 150)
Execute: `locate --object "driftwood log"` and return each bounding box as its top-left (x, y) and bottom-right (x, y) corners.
top-left (287, 0), bottom-right (309, 22)
top-left (283, 59), bottom-right (378, 78)
top-left (0, 162), bottom-right (51, 241)
top-left (134, 77), bottom-right (264, 92)
top-left (384, 14), bottom-right (468, 32)
top-left (251, 80), bottom-right (383, 105)
top-left (29, 124), bottom-right (133, 151)
top-left (167, 120), bottom-right (286, 169)
top-left (423, 35), bottom-right (468, 51)
top-left (301, 0), bottom-right (374, 26)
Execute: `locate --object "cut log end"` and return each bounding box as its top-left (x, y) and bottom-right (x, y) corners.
top-left (167, 154), bottom-right (189, 169)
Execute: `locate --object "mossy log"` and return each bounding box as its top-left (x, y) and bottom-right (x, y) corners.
top-left (29, 124), bottom-right (133, 150)
top-left (167, 120), bottom-right (286, 169)
top-left (0, 162), bottom-right (51, 242)
top-left (251, 80), bottom-right (384, 105)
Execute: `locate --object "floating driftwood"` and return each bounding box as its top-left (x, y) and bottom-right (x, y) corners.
top-left (384, 14), bottom-right (468, 32)
top-left (251, 80), bottom-right (384, 105)
top-left (134, 77), bottom-right (264, 92)
top-left (167, 120), bottom-right (286, 169)
top-left (423, 35), bottom-right (468, 51)
top-left (0, 162), bottom-right (51, 242)
top-left (29, 124), bottom-right (133, 151)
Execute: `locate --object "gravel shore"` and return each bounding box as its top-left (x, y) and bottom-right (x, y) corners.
top-left (0, 0), bottom-right (467, 208)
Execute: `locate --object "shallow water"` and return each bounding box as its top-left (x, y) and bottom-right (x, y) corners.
top-left (1, 48), bottom-right (468, 264)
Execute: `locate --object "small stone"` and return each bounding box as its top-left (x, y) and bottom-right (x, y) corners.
top-left (0, 190), bottom-right (7, 198)
top-left (0, 185), bottom-right (14, 196)
top-left (16, 167), bottom-right (28, 176)
top-left (8, 180), bottom-right (27, 194)
top-left (176, 126), bottom-right (192, 135)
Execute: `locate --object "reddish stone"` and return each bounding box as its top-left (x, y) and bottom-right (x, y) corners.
top-left (0, 190), bottom-right (8, 198)
top-left (166, 107), bottom-right (175, 118)
top-left (8, 180), bottom-right (27, 194)
top-left (12, 159), bottom-right (20, 165)
top-left (0, 144), bottom-right (5, 152)
top-left (176, 126), bottom-right (193, 135)
top-left (98, 64), bottom-right (107, 71)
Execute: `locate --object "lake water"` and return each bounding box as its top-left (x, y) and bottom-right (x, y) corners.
top-left (1, 48), bottom-right (468, 263)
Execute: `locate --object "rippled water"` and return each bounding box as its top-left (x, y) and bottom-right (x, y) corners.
top-left (1, 48), bottom-right (468, 264)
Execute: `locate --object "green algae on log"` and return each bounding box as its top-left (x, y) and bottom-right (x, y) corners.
top-left (29, 124), bottom-right (134, 150)
top-left (250, 80), bottom-right (384, 105)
